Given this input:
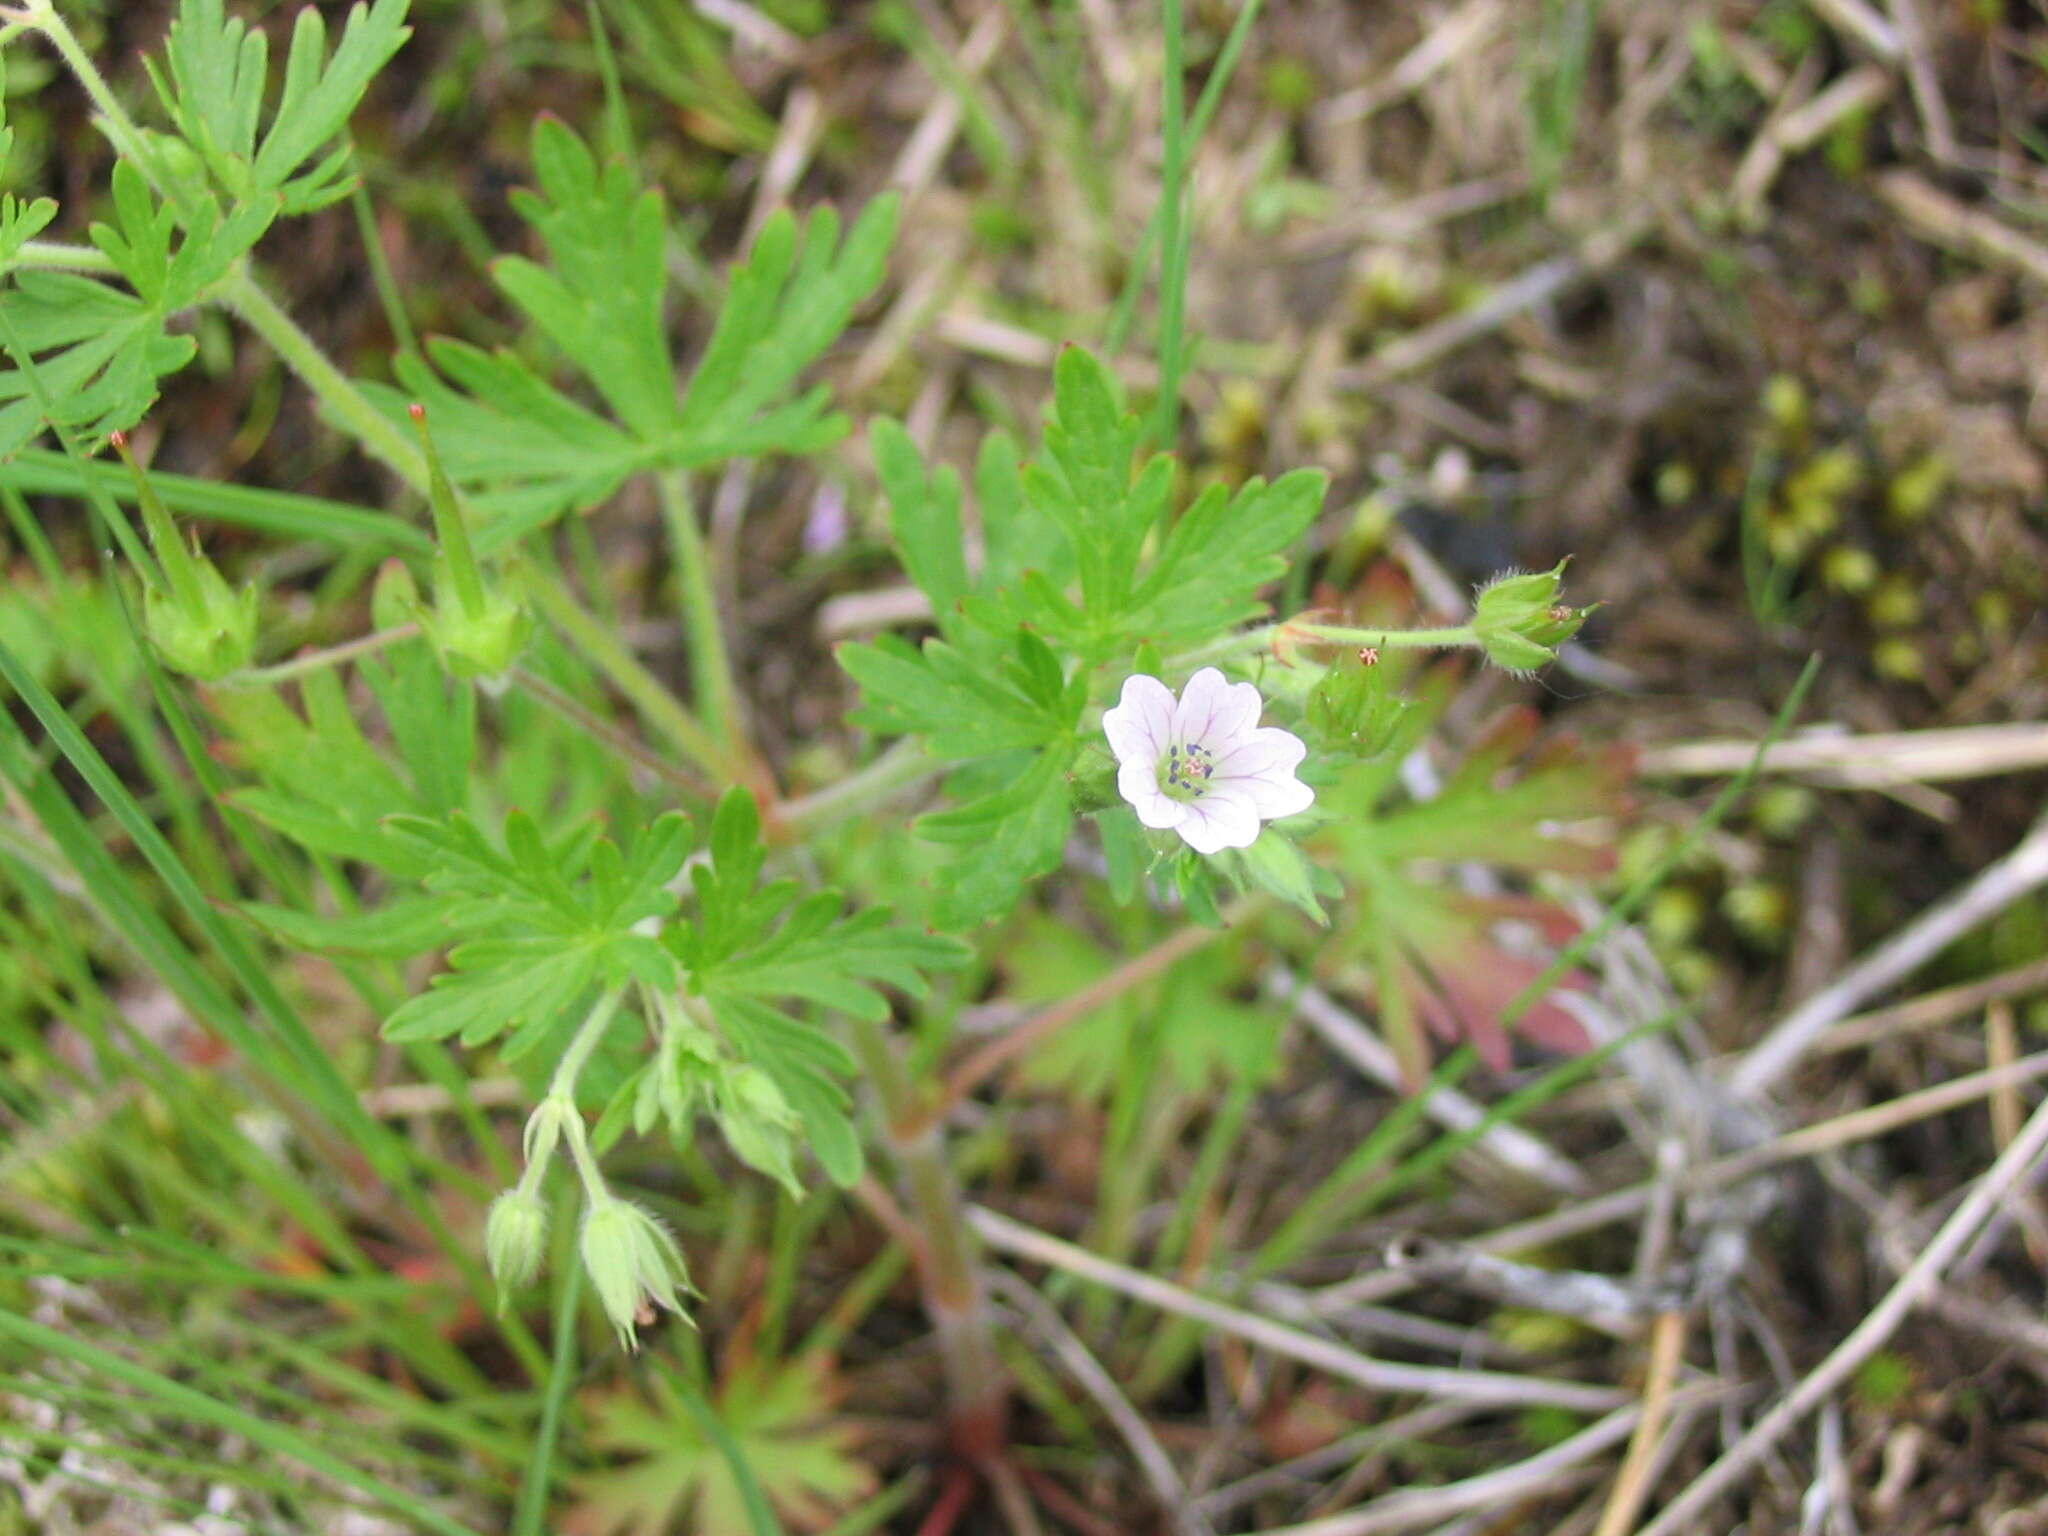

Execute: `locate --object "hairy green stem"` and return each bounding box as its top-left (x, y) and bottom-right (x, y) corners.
top-left (221, 625), bottom-right (421, 688)
top-left (847, 1013), bottom-right (1006, 1457)
top-left (217, 266), bottom-right (429, 486)
top-left (21, 2), bottom-right (162, 192)
top-left (4, 240), bottom-right (118, 275)
top-left (1176, 619), bottom-right (1481, 668)
top-left (548, 989), bottom-right (625, 1103)
top-left (774, 738), bottom-right (933, 839)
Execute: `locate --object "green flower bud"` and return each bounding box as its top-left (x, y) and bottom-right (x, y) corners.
top-left (1472, 561), bottom-right (1588, 674)
top-left (484, 1188), bottom-right (548, 1301)
top-left (421, 580), bottom-right (530, 681)
top-left (579, 1197), bottom-right (694, 1351)
top-left (716, 1065), bottom-right (805, 1198)
top-left (1305, 645), bottom-right (1407, 757)
top-left (115, 432), bottom-right (258, 680)
top-left (410, 404), bottom-right (530, 681)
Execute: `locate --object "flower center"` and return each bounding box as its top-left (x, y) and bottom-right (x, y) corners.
top-left (1158, 740), bottom-right (1215, 802)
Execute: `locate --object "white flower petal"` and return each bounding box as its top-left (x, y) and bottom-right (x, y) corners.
top-left (1209, 725), bottom-right (1308, 782)
top-left (1232, 768), bottom-right (1315, 820)
top-left (1102, 674), bottom-right (1177, 766)
top-left (1174, 788), bottom-right (1262, 854)
top-left (1119, 757), bottom-right (1188, 829)
top-left (1171, 667), bottom-right (1262, 752)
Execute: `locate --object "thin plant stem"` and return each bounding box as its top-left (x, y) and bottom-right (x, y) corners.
top-left (20, 2), bottom-right (166, 199)
top-left (510, 666), bottom-right (713, 798)
top-left (220, 625), bottom-right (420, 688)
top-left (1145, 0), bottom-right (1190, 451)
top-left (549, 989), bottom-right (626, 1103)
top-left (918, 903), bottom-right (1255, 1133)
top-left (1175, 620), bottom-right (1481, 669)
top-left (348, 151), bottom-right (420, 358)
top-left (1105, 0), bottom-right (1267, 354)
top-left (847, 1014), bottom-right (1007, 1458)
top-left (522, 564), bottom-right (745, 789)
top-left (657, 468), bottom-right (742, 758)
top-left (4, 240), bottom-right (118, 274)
top-left (217, 266), bottom-right (429, 486)
top-left (773, 737), bottom-right (933, 839)
top-left (511, 1227), bottom-right (584, 1536)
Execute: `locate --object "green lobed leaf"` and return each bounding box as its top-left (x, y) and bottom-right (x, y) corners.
top-left (151, 0), bottom-right (412, 214)
top-left (358, 124), bottom-right (898, 532)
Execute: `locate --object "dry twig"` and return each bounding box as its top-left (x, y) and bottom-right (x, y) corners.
top-left (1635, 1090), bottom-right (2048, 1535)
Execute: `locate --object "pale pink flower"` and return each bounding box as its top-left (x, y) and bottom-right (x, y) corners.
top-left (1102, 668), bottom-right (1314, 855)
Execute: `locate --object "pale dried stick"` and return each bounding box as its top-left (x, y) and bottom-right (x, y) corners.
top-left (1634, 1090), bottom-right (2048, 1536)
top-left (1875, 171), bottom-right (2048, 288)
top-left (1887, 0), bottom-right (1957, 161)
top-left (1315, 0), bottom-right (1503, 126)
top-left (1733, 63), bottom-right (1893, 219)
top-left (1813, 954), bottom-right (2048, 1056)
top-left (1590, 1310), bottom-right (1688, 1536)
top-left (741, 83), bottom-right (821, 245)
top-left (1639, 721), bottom-right (2048, 788)
top-left (966, 1206), bottom-right (1628, 1414)
top-left (1732, 813), bottom-right (2048, 1098)
top-left (1249, 1400), bottom-right (1664, 1536)
top-left (1333, 219), bottom-right (1650, 393)
top-left (1276, 974), bottom-right (1589, 1197)
top-left (1195, 1402), bottom-right (1483, 1521)
top-left (987, 1270), bottom-right (1213, 1536)
top-left (1808, 0), bottom-right (1900, 57)
top-left (1306, 1049), bottom-right (2048, 1314)
top-left (889, 4), bottom-right (1009, 194)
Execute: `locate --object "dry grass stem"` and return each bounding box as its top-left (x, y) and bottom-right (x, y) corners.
top-left (1635, 1090), bottom-right (2048, 1535)
top-left (1640, 721), bottom-right (2048, 788)
top-left (968, 1206), bottom-right (1629, 1413)
top-left (1732, 813), bottom-right (2048, 1098)
top-left (1278, 974), bottom-right (1590, 1196)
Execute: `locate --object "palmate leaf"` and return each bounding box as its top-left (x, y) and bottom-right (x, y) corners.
top-left (0, 164), bottom-right (276, 456)
top-left (360, 115), bottom-right (899, 534)
top-left (1316, 686), bottom-right (1627, 1077)
top-left (667, 791), bottom-right (969, 1183)
top-left (148, 0), bottom-right (412, 214)
top-left (570, 1354), bottom-right (874, 1536)
top-left (216, 667), bottom-right (447, 877)
top-left (863, 347), bottom-right (1327, 666)
top-left (0, 118), bottom-right (58, 266)
top-left (378, 810), bottom-right (690, 1053)
top-left (837, 626), bottom-right (1083, 928)
top-left (1007, 921), bottom-right (1281, 1102)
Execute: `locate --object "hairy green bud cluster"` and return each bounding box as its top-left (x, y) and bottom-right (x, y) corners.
top-left (1472, 561), bottom-right (1588, 674)
top-left (579, 1196), bottom-right (694, 1350)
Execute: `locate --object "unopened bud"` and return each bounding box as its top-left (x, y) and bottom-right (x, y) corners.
top-left (1472, 561), bottom-right (1588, 674)
top-left (484, 1188), bottom-right (548, 1301)
top-left (410, 404), bottom-right (529, 680)
top-left (114, 431), bottom-right (258, 680)
top-left (579, 1197), bottom-right (694, 1350)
